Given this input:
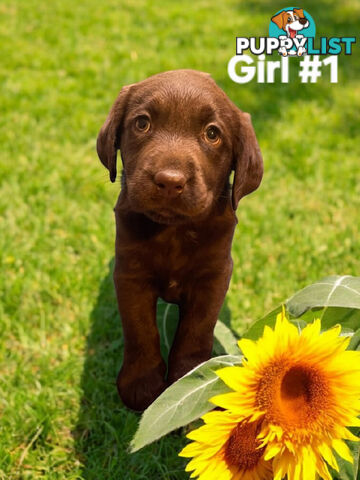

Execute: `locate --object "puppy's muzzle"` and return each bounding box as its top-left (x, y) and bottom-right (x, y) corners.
top-left (154, 170), bottom-right (186, 198)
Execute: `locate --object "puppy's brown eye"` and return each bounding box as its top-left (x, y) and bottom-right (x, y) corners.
top-left (205, 126), bottom-right (221, 144)
top-left (287, 16), bottom-right (292, 22)
top-left (135, 116), bottom-right (150, 132)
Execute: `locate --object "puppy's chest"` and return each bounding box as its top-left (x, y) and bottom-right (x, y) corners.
top-left (153, 229), bottom-right (198, 274)
top-left (148, 230), bottom-right (197, 296)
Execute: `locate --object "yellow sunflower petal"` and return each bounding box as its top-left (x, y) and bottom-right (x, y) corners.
top-left (179, 411), bottom-right (271, 480)
top-left (273, 450), bottom-right (292, 480)
top-left (315, 455), bottom-right (332, 480)
top-left (332, 438), bottom-right (354, 463)
top-left (303, 448), bottom-right (318, 480)
top-left (215, 366), bottom-right (247, 391)
top-left (318, 443), bottom-right (339, 471)
top-left (301, 318), bottom-right (321, 338)
top-left (342, 427), bottom-right (360, 442)
top-left (237, 338), bottom-right (258, 361)
top-left (263, 443), bottom-right (282, 460)
top-left (210, 391), bottom-right (256, 413)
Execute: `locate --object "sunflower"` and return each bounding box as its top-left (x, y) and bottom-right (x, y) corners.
top-left (179, 409), bottom-right (272, 480)
top-left (210, 309), bottom-right (360, 480)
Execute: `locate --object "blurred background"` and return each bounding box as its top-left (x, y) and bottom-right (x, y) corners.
top-left (1, 0), bottom-right (359, 478)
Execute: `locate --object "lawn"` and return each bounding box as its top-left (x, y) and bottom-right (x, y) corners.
top-left (0, 0), bottom-right (359, 478)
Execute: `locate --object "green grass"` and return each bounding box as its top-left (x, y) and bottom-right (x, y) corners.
top-left (1, 0), bottom-right (359, 478)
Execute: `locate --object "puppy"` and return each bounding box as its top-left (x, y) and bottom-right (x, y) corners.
top-left (271, 8), bottom-right (309, 39)
top-left (97, 70), bottom-right (263, 411)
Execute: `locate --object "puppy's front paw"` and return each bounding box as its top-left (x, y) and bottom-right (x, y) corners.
top-left (297, 47), bottom-right (307, 56)
top-left (117, 364), bottom-right (167, 411)
top-left (278, 47), bottom-right (288, 56)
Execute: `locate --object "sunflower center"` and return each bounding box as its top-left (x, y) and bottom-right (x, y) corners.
top-left (224, 420), bottom-right (264, 471)
top-left (282, 366), bottom-right (311, 400)
top-left (257, 362), bottom-right (330, 428)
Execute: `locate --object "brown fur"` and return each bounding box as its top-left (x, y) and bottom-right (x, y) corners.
top-left (97, 69), bottom-right (263, 411)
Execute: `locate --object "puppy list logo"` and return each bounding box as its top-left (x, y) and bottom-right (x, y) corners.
top-left (228, 7), bottom-right (356, 84)
top-left (269, 8), bottom-right (315, 57)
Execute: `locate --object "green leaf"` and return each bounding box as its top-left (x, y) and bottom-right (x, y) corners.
top-left (130, 354), bottom-right (242, 453)
top-left (157, 299), bottom-right (240, 358)
top-left (243, 276), bottom-right (360, 341)
top-left (157, 301), bottom-right (239, 358)
top-left (156, 299), bottom-right (179, 360)
top-left (298, 307), bottom-right (360, 331)
top-left (213, 320), bottom-right (239, 355)
top-left (287, 275), bottom-right (360, 319)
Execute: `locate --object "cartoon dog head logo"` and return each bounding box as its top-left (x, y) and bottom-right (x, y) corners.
top-left (271, 8), bottom-right (309, 38)
top-left (269, 7), bottom-right (315, 56)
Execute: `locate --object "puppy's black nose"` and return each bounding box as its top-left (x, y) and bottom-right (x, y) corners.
top-left (299, 17), bottom-right (308, 25)
top-left (154, 170), bottom-right (186, 198)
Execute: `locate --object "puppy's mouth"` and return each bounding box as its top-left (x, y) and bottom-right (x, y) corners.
top-left (288, 27), bottom-right (297, 38)
top-left (145, 208), bottom-right (188, 225)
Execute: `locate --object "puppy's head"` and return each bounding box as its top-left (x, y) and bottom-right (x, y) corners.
top-left (97, 70), bottom-right (263, 224)
top-left (271, 9), bottom-right (309, 37)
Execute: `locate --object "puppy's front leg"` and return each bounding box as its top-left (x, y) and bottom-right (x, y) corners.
top-left (114, 272), bottom-right (166, 411)
top-left (167, 266), bottom-right (232, 383)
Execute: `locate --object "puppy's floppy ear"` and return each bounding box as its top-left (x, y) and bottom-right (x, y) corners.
top-left (96, 85), bottom-right (132, 182)
top-left (232, 111), bottom-right (263, 210)
top-left (294, 8), bottom-right (304, 17)
top-left (271, 11), bottom-right (287, 30)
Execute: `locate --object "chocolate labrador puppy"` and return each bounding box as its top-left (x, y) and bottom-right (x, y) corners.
top-left (97, 69), bottom-right (263, 411)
